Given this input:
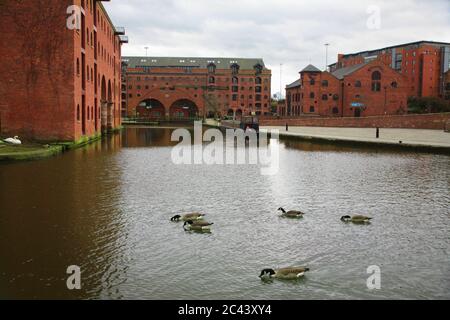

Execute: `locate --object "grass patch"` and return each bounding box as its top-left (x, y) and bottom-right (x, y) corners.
top-left (0, 128), bottom-right (121, 162)
top-left (0, 143), bottom-right (64, 161)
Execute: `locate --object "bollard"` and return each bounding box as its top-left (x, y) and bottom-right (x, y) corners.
top-left (286, 123), bottom-right (289, 132)
top-left (376, 127), bottom-right (380, 139)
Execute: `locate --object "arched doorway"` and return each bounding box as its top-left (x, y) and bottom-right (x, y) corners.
top-left (107, 80), bottom-right (113, 130)
top-left (94, 98), bottom-right (98, 131)
top-left (227, 109), bottom-right (234, 117)
top-left (235, 109), bottom-right (243, 120)
top-left (169, 99), bottom-right (198, 120)
top-left (137, 99), bottom-right (165, 119)
top-left (100, 76), bottom-right (107, 133)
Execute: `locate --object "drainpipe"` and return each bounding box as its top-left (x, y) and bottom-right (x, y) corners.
top-left (341, 82), bottom-right (345, 117)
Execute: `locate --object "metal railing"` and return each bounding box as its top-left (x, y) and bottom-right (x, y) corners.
top-left (122, 116), bottom-right (202, 123)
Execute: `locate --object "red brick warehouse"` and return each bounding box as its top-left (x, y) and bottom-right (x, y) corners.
top-left (284, 60), bottom-right (408, 117)
top-left (121, 57), bottom-right (272, 120)
top-left (330, 41), bottom-right (450, 99)
top-left (283, 41), bottom-right (450, 118)
top-left (0, 0), bottom-right (127, 142)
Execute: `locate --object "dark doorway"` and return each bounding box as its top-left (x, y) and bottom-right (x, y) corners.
top-left (82, 96), bottom-right (86, 135)
top-left (354, 108), bottom-right (361, 117)
top-left (94, 98), bottom-right (98, 131)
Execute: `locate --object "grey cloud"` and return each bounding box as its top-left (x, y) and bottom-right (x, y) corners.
top-left (104, 0), bottom-right (450, 96)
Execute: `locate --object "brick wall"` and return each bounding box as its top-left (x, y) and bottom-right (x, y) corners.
top-left (0, 0), bottom-right (123, 142)
top-left (124, 64), bottom-right (272, 118)
top-left (260, 113), bottom-right (450, 130)
top-left (0, 0), bottom-right (75, 141)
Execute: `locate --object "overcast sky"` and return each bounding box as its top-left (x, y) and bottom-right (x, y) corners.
top-left (103, 0), bottom-right (450, 97)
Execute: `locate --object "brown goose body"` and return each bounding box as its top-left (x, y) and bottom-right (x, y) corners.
top-left (341, 215), bottom-right (372, 223)
top-left (183, 220), bottom-right (213, 232)
top-left (189, 220), bottom-right (214, 227)
top-left (260, 267), bottom-right (310, 280)
top-left (278, 208), bottom-right (305, 218)
top-left (171, 213), bottom-right (205, 222)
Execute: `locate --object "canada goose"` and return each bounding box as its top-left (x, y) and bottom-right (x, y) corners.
top-left (170, 213), bottom-right (205, 222)
top-left (4, 136), bottom-right (22, 145)
top-left (278, 207), bottom-right (305, 218)
top-left (259, 267), bottom-right (310, 280)
top-left (341, 215), bottom-right (372, 223)
top-left (183, 220), bottom-right (213, 232)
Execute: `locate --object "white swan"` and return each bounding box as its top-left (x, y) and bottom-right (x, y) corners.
top-left (4, 136), bottom-right (22, 145)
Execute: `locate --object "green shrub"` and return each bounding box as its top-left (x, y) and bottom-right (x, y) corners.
top-left (408, 97), bottom-right (450, 114)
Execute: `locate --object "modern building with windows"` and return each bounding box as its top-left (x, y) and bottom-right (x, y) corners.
top-left (0, 0), bottom-right (127, 141)
top-left (121, 57), bottom-right (272, 120)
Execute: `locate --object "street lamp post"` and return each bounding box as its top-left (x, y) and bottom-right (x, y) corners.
top-left (325, 43), bottom-right (330, 71)
top-left (279, 63), bottom-right (283, 101)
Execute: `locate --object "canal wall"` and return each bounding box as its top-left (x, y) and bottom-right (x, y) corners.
top-left (260, 113), bottom-right (450, 130)
top-left (0, 131), bottom-right (115, 162)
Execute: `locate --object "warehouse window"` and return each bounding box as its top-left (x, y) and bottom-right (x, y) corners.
top-left (77, 105), bottom-right (80, 121)
top-left (355, 80), bottom-right (362, 87)
top-left (207, 63), bottom-right (216, 74)
top-left (372, 71), bottom-right (381, 81)
top-left (371, 71), bottom-right (381, 92)
top-left (231, 64), bottom-right (240, 75)
top-left (322, 80), bottom-right (328, 87)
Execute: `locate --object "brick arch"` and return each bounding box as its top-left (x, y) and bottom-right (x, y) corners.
top-left (169, 99), bottom-right (199, 119)
top-left (100, 75), bottom-right (108, 132)
top-left (132, 86), bottom-right (205, 118)
top-left (136, 98), bottom-right (165, 119)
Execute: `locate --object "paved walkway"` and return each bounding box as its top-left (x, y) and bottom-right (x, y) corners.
top-left (261, 126), bottom-right (450, 150)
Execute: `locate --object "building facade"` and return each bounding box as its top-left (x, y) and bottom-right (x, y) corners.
top-left (0, 0), bottom-right (127, 141)
top-left (329, 41), bottom-right (450, 99)
top-left (283, 80), bottom-right (301, 116)
top-left (285, 60), bottom-right (408, 118)
top-left (121, 57), bottom-right (272, 119)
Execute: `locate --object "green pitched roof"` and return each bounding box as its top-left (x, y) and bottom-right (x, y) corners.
top-left (122, 56), bottom-right (267, 70)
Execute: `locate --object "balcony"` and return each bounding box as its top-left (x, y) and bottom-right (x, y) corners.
top-left (119, 35), bottom-right (129, 44)
top-left (115, 26), bottom-right (125, 35)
